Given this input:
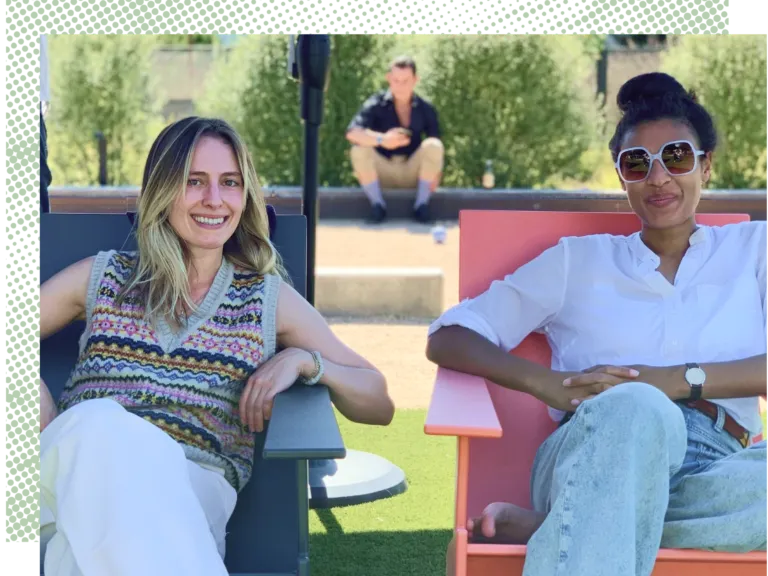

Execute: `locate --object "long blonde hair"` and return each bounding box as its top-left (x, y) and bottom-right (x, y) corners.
top-left (117, 117), bottom-right (287, 328)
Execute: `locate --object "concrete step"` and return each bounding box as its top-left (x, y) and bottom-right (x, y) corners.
top-left (315, 267), bottom-right (443, 319)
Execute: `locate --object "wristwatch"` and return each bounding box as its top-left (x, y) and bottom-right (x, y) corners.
top-left (684, 363), bottom-right (706, 401)
top-left (376, 134), bottom-right (384, 147)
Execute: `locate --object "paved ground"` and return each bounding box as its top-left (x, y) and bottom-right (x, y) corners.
top-left (317, 220), bottom-right (460, 409)
top-left (318, 222), bottom-right (768, 417)
top-left (316, 220), bottom-right (461, 310)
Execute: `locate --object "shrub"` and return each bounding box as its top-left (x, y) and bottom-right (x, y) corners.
top-left (46, 35), bottom-right (163, 186)
top-left (422, 35), bottom-right (603, 189)
top-left (199, 35), bottom-right (391, 186)
top-left (319, 35), bottom-right (393, 186)
top-left (663, 35), bottom-right (767, 189)
top-left (154, 34), bottom-right (214, 45)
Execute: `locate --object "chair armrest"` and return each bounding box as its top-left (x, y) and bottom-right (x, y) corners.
top-left (263, 384), bottom-right (346, 460)
top-left (424, 367), bottom-right (502, 438)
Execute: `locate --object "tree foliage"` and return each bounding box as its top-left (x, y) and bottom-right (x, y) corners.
top-left (46, 35), bottom-right (163, 186)
top-left (663, 35), bottom-right (767, 189)
top-left (200, 35), bottom-right (391, 186)
top-left (422, 36), bottom-right (603, 188)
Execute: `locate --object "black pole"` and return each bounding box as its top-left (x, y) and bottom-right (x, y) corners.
top-left (303, 122), bottom-right (320, 304)
top-left (292, 37), bottom-right (408, 507)
top-left (296, 35), bottom-right (331, 305)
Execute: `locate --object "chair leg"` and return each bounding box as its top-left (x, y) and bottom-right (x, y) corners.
top-left (454, 437), bottom-right (471, 576)
top-left (297, 459), bottom-right (310, 576)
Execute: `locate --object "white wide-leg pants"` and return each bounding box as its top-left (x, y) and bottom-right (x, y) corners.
top-left (40, 398), bottom-right (237, 576)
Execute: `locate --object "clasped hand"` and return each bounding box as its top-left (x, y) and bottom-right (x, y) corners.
top-left (380, 128), bottom-right (411, 150)
top-left (537, 364), bottom-right (663, 412)
top-left (239, 347), bottom-right (313, 433)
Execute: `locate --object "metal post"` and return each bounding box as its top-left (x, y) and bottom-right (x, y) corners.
top-left (286, 35), bottom-right (408, 511)
top-left (295, 35), bottom-right (331, 305)
top-left (302, 122), bottom-right (320, 304)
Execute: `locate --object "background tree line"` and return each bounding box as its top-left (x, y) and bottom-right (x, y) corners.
top-left (46, 34), bottom-right (767, 191)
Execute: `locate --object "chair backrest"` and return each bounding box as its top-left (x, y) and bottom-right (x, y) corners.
top-left (458, 210), bottom-right (749, 517)
top-left (40, 212), bottom-right (308, 575)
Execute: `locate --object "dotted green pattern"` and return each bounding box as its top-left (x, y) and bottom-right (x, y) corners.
top-left (6, 0), bottom-right (730, 545)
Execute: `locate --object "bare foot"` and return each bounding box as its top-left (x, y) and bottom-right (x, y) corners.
top-left (467, 502), bottom-right (545, 544)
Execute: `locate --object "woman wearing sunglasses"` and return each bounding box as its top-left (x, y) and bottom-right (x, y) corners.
top-left (428, 72), bottom-right (766, 575)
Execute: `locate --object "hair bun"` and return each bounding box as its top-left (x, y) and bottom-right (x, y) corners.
top-left (617, 72), bottom-right (693, 112)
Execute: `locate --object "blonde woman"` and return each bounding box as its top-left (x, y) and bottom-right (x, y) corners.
top-left (39, 117), bottom-right (395, 576)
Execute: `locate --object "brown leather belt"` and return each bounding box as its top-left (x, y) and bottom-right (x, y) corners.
top-left (684, 399), bottom-right (751, 448)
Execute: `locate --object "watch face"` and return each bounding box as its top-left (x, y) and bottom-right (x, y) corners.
top-left (686, 367), bottom-right (706, 386)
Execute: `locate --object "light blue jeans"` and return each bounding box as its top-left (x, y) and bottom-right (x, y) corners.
top-left (525, 382), bottom-right (767, 576)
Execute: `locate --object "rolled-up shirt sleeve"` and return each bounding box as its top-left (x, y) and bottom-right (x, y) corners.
top-left (347, 94), bottom-right (379, 132)
top-left (428, 240), bottom-right (568, 352)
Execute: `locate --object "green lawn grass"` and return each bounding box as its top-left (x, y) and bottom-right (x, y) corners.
top-left (308, 408), bottom-right (768, 576)
top-left (309, 409), bottom-right (454, 576)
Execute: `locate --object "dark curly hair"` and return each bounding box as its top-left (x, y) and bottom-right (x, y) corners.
top-left (609, 72), bottom-right (717, 162)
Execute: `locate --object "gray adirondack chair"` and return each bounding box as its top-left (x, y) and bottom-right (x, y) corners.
top-left (40, 212), bottom-right (345, 576)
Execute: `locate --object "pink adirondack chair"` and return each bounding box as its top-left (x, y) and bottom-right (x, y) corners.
top-left (425, 210), bottom-right (767, 576)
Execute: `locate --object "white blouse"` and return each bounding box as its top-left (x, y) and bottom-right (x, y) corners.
top-left (428, 221), bottom-right (767, 434)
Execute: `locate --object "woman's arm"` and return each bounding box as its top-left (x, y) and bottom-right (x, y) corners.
top-left (569, 222), bottom-right (767, 403)
top-left (624, 355), bottom-right (767, 401)
top-left (423, 258), bottom-right (567, 398)
top-left (39, 256), bottom-right (93, 431)
top-left (274, 281), bottom-right (394, 426)
top-left (40, 378), bottom-right (58, 432)
top-left (40, 256), bottom-right (94, 340)
top-left (695, 354), bottom-right (766, 399)
top-left (423, 241), bottom-right (630, 411)
top-left (426, 325), bottom-right (554, 393)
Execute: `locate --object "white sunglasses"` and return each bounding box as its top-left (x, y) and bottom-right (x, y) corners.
top-left (615, 139), bottom-right (706, 184)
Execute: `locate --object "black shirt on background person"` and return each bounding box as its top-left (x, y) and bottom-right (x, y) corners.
top-left (347, 89), bottom-right (441, 160)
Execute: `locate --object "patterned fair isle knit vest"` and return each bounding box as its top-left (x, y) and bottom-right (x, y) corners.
top-left (58, 250), bottom-right (280, 492)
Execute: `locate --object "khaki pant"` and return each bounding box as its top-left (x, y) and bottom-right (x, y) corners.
top-left (350, 137), bottom-right (444, 188)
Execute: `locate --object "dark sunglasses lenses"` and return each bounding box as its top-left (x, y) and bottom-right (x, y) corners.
top-left (619, 141), bottom-right (698, 182)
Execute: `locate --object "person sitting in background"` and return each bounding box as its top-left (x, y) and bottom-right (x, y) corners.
top-left (39, 116), bottom-right (395, 576)
top-left (427, 73), bottom-right (766, 576)
top-left (346, 56), bottom-right (444, 224)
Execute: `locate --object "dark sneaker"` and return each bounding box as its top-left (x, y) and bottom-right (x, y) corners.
top-left (367, 203), bottom-right (387, 224)
top-left (413, 203), bottom-right (432, 224)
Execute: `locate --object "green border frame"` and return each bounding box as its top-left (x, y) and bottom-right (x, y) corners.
top-left (0, 0), bottom-right (730, 543)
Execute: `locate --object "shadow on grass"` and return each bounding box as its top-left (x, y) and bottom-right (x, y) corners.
top-left (310, 523), bottom-right (452, 576)
top-left (314, 508), bottom-right (345, 535)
